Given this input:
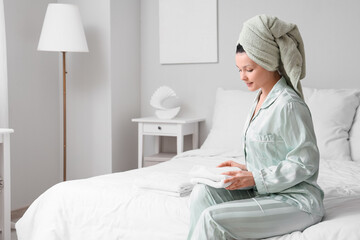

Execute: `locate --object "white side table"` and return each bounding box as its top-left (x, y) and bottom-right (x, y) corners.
top-left (0, 128), bottom-right (13, 240)
top-left (132, 117), bottom-right (205, 168)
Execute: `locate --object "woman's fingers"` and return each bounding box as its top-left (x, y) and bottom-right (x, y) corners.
top-left (217, 161), bottom-right (231, 167)
top-left (226, 185), bottom-right (235, 190)
top-left (225, 181), bottom-right (238, 190)
top-left (223, 177), bottom-right (235, 184)
top-left (223, 171), bottom-right (255, 190)
top-left (221, 171), bottom-right (239, 176)
top-left (217, 161), bottom-right (247, 170)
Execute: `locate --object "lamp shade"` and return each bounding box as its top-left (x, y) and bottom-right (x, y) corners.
top-left (38, 3), bottom-right (88, 52)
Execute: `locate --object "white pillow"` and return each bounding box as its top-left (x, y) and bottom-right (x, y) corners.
top-left (202, 87), bottom-right (360, 162)
top-left (350, 105), bottom-right (360, 162)
top-left (201, 88), bottom-right (256, 152)
top-left (303, 87), bottom-right (360, 161)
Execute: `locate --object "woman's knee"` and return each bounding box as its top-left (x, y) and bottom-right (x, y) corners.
top-left (195, 207), bottom-right (235, 240)
top-left (191, 184), bottom-right (210, 200)
top-left (189, 184), bottom-right (215, 215)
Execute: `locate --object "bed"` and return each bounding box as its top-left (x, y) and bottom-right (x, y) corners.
top-left (16, 86), bottom-right (360, 240)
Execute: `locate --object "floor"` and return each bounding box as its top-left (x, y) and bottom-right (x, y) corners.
top-left (11, 229), bottom-right (18, 240)
top-left (0, 228), bottom-right (18, 240)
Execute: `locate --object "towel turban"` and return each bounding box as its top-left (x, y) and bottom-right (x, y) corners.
top-left (237, 15), bottom-right (306, 99)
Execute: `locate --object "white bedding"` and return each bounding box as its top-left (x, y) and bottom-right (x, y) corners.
top-left (16, 149), bottom-right (360, 240)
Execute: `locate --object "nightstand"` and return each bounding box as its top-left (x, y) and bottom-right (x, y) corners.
top-left (132, 117), bottom-right (205, 168)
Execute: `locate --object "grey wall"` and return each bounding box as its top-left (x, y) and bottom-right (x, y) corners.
top-left (4, 0), bottom-right (61, 210)
top-left (59, 0), bottom-right (140, 179)
top-left (6, 0), bottom-right (140, 210)
top-left (111, 0), bottom-right (140, 172)
top-left (141, 0), bottom-right (360, 150)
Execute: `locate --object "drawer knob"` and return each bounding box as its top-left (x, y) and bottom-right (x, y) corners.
top-left (158, 126), bottom-right (162, 130)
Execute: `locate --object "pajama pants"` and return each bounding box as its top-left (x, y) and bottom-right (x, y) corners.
top-left (187, 184), bottom-right (322, 240)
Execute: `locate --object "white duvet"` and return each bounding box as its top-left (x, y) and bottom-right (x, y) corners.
top-left (16, 149), bottom-right (360, 240)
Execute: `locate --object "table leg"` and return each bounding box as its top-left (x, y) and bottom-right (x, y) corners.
top-left (177, 125), bottom-right (184, 154)
top-left (154, 136), bottom-right (160, 154)
top-left (138, 123), bottom-right (143, 168)
top-left (192, 122), bottom-right (199, 149)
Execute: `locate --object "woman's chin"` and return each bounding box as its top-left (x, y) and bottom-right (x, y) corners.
top-left (246, 82), bottom-right (255, 90)
top-left (247, 86), bottom-right (257, 91)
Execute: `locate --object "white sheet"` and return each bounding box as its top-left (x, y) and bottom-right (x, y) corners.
top-left (16, 149), bottom-right (360, 240)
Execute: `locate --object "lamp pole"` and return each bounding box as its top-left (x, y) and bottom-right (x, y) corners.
top-left (62, 51), bottom-right (67, 181)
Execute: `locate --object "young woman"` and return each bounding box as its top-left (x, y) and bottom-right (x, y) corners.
top-left (187, 15), bottom-right (325, 240)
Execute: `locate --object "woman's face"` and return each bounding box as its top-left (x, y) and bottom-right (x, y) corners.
top-left (235, 52), bottom-right (276, 92)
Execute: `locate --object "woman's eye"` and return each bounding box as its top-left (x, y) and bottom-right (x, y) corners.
top-left (247, 69), bottom-right (253, 72)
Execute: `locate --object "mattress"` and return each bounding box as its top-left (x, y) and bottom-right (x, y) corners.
top-left (16, 149), bottom-right (360, 240)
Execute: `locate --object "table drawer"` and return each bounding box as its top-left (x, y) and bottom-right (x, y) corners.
top-left (143, 123), bottom-right (178, 134)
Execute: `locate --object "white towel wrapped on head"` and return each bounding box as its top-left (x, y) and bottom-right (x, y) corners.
top-left (238, 14), bottom-right (306, 99)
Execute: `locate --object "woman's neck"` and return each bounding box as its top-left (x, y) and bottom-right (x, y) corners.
top-left (260, 73), bottom-right (281, 98)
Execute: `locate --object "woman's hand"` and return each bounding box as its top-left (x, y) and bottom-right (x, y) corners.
top-left (217, 160), bottom-right (247, 171)
top-left (222, 170), bottom-right (255, 190)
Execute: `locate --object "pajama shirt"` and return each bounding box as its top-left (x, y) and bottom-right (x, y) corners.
top-left (188, 77), bottom-right (324, 240)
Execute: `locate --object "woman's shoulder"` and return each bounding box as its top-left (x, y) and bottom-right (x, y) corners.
top-left (278, 84), bottom-right (306, 105)
top-left (276, 85), bottom-right (310, 113)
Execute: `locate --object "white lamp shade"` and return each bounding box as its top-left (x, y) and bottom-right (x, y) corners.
top-left (38, 3), bottom-right (88, 52)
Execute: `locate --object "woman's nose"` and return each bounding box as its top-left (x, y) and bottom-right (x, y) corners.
top-left (240, 72), bottom-right (247, 80)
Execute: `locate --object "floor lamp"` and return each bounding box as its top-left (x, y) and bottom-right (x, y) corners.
top-left (38, 4), bottom-right (89, 181)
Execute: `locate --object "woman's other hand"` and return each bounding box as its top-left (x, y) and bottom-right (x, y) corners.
top-left (222, 171), bottom-right (255, 190)
top-left (217, 160), bottom-right (247, 171)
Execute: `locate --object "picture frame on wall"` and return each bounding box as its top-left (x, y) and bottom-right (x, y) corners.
top-left (159, 0), bottom-right (218, 64)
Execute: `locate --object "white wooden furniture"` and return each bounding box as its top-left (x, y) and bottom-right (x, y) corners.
top-left (132, 117), bottom-right (205, 168)
top-left (0, 129), bottom-right (13, 240)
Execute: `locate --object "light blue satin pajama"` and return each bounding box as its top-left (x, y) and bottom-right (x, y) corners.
top-left (188, 78), bottom-right (325, 240)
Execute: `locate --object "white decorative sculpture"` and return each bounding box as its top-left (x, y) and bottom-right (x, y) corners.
top-left (150, 86), bottom-right (181, 119)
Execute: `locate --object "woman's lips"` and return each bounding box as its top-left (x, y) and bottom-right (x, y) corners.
top-left (246, 82), bottom-right (253, 87)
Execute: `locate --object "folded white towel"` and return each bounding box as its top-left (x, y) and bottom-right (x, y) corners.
top-left (134, 172), bottom-right (193, 197)
top-left (191, 177), bottom-right (231, 188)
top-left (139, 188), bottom-right (192, 197)
top-left (189, 165), bottom-right (241, 189)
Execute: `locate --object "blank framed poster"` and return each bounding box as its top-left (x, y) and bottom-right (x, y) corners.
top-left (159, 0), bottom-right (218, 64)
